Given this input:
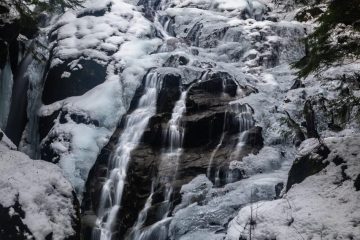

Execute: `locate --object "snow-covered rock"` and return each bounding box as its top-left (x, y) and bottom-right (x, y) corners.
top-left (0, 130), bottom-right (80, 240)
top-left (226, 135), bottom-right (360, 240)
top-left (38, 0), bottom-right (165, 197)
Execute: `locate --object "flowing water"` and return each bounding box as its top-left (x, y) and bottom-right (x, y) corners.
top-left (129, 88), bottom-right (189, 240)
top-left (93, 72), bottom-right (161, 240)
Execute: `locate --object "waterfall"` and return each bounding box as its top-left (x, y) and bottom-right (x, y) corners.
top-left (129, 182), bottom-right (155, 240)
top-left (93, 72), bottom-right (161, 240)
top-left (230, 103), bottom-right (255, 160)
top-left (129, 89), bottom-right (189, 240)
top-left (207, 112), bottom-right (227, 178)
top-left (158, 90), bottom-right (188, 211)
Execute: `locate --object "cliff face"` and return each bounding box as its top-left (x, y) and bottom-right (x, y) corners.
top-left (0, 0), bottom-right (359, 239)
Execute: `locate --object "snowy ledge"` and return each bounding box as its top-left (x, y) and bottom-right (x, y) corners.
top-left (0, 130), bottom-right (79, 240)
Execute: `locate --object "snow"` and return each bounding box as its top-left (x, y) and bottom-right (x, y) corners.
top-left (226, 135), bottom-right (360, 240)
top-left (8, 0), bottom-right (358, 238)
top-left (0, 130), bottom-right (77, 240)
top-left (39, 0), bottom-right (167, 197)
top-left (230, 146), bottom-right (284, 177)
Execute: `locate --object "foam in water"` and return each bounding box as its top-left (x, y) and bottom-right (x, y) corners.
top-left (93, 72), bottom-right (161, 240)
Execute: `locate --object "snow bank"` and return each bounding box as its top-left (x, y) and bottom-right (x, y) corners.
top-left (226, 135), bottom-right (360, 240)
top-left (0, 130), bottom-right (78, 240)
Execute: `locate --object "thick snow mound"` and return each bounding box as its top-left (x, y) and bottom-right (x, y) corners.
top-left (40, 0), bottom-right (164, 198)
top-left (0, 131), bottom-right (79, 240)
top-left (226, 135), bottom-right (360, 240)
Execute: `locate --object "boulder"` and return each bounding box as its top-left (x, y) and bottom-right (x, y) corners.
top-left (0, 132), bottom-right (80, 240)
top-left (42, 59), bottom-right (107, 105)
top-left (286, 140), bottom-right (330, 191)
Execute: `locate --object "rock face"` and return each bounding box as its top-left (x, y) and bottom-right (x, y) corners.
top-left (1, 0), bottom-right (360, 240)
top-left (286, 139), bottom-right (330, 191)
top-left (0, 1), bottom-right (38, 145)
top-left (42, 59), bottom-right (107, 105)
top-left (0, 130), bottom-right (80, 240)
top-left (82, 65), bottom-right (262, 239)
top-left (78, 0), bottom-right (307, 239)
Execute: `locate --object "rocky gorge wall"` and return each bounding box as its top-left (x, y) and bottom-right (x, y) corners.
top-left (0, 0), bottom-right (359, 239)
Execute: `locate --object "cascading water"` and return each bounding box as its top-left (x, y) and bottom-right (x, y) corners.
top-left (93, 72), bottom-right (161, 240)
top-left (207, 102), bottom-right (255, 185)
top-left (158, 89), bottom-right (188, 210)
top-left (129, 88), bottom-right (189, 240)
top-left (206, 111), bottom-right (227, 178)
top-left (229, 103), bottom-right (254, 159)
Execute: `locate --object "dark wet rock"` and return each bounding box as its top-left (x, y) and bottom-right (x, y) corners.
top-left (157, 73), bottom-right (182, 114)
top-left (185, 22), bottom-right (203, 46)
top-left (83, 71), bottom-right (260, 239)
top-left (42, 59), bottom-right (107, 104)
top-left (183, 111), bottom-right (228, 148)
top-left (286, 142), bottom-right (330, 191)
top-left (290, 79), bottom-right (305, 89)
top-left (355, 174), bottom-right (360, 191)
top-left (115, 145), bottom-right (158, 236)
top-left (0, 5), bottom-right (9, 14)
top-left (333, 155), bottom-right (345, 166)
top-left (0, 40), bottom-right (7, 69)
top-left (39, 110), bottom-right (61, 141)
top-left (0, 200), bottom-right (33, 240)
top-left (285, 111), bottom-right (306, 147)
top-left (41, 133), bottom-right (72, 163)
top-left (303, 100), bottom-right (319, 138)
top-left (69, 112), bottom-right (100, 127)
top-left (163, 55), bottom-right (189, 67)
top-left (275, 182), bottom-right (284, 199)
top-left (189, 71), bottom-right (238, 100)
top-left (245, 126), bottom-right (264, 149)
top-left (142, 114), bottom-right (167, 148)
